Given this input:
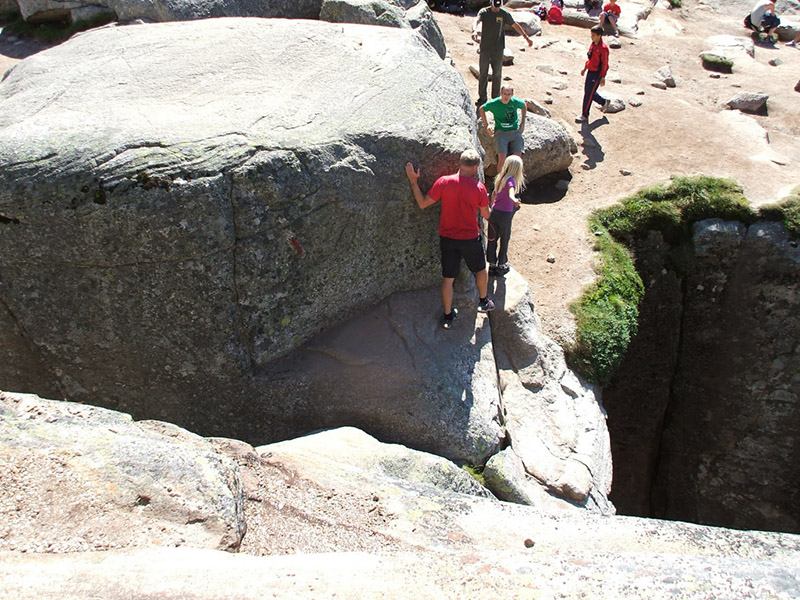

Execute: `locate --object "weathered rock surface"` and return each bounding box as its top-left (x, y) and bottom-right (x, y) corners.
top-left (604, 219), bottom-right (800, 534)
top-left (478, 113), bottom-right (574, 178)
top-left (0, 18), bottom-right (479, 448)
top-left (655, 65), bottom-right (676, 88)
top-left (726, 91), bottom-right (769, 113)
top-left (320, 0), bottom-right (447, 59)
top-left (1, 395), bottom-right (799, 599)
top-left (16, 0), bottom-right (324, 22)
top-left (486, 271), bottom-right (613, 512)
top-left (508, 9), bottom-right (542, 37)
top-left (0, 391), bottom-right (246, 553)
top-left (258, 426), bottom-right (492, 498)
top-left (251, 284), bottom-right (505, 465)
top-left (0, 0), bottom-right (18, 15)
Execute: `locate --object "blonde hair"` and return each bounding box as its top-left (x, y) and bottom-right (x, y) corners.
top-left (493, 155), bottom-right (525, 195)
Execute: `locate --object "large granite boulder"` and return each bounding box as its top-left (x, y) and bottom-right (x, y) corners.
top-left (0, 391), bottom-right (246, 553)
top-left (0, 18), bottom-right (478, 449)
top-left (478, 113), bottom-right (574, 179)
top-left (320, 0), bottom-right (447, 59)
top-left (16, 0), bottom-right (324, 22)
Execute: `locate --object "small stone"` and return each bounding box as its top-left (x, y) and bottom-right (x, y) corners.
top-left (651, 81), bottom-right (668, 90)
top-left (544, 97), bottom-right (553, 104)
top-left (537, 64), bottom-right (555, 75)
top-left (731, 83), bottom-right (741, 88)
top-left (629, 99), bottom-right (642, 107)
top-left (636, 90), bottom-right (645, 95)
top-left (620, 169), bottom-right (632, 176)
top-left (768, 58), bottom-right (782, 67)
top-left (552, 81), bottom-right (569, 90)
top-left (709, 73), bottom-right (721, 78)
top-left (524, 538), bottom-right (535, 548)
top-left (546, 254), bottom-right (556, 263)
top-left (533, 224), bottom-right (541, 231)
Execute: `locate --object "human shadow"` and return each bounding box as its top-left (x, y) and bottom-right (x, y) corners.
top-left (0, 19), bottom-right (54, 62)
top-left (519, 170), bottom-right (572, 206)
top-left (578, 117), bottom-right (607, 170)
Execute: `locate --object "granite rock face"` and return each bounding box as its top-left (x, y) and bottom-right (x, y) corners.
top-left (1, 393), bottom-right (799, 599)
top-left (16, 0), bottom-right (324, 22)
top-left (0, 18), bottom-right (478, 448)
top-left (0, 391), bottom-right (246, 553)
top-left (320, 0), bottom-right (447, 59)
top-left (604, 219), bottom-right (800, 534)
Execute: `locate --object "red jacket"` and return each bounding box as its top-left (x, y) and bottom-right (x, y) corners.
top-left (585, 40), bottom-right (610, 77)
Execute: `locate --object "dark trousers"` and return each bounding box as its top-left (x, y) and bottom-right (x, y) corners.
top-left (486, 209), bottom-right (515, 266)
top-left (478, 45), bottom-right (504, 104)
top-left (582, 70), bottom-right (606, 118)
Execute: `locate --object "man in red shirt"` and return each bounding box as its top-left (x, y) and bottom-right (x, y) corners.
top-left (405, 149), bottom-right (495, 329)
top-left (576, 25), bottom-right (611, 123)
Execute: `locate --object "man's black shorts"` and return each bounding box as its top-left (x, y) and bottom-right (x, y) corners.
top-left (440, 235), bottom-right (486, 278)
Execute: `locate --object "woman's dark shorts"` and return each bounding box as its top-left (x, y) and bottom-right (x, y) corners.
top-left (440, 235), bottom-right (486, 278)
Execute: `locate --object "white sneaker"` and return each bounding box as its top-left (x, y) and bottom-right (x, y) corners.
top-left (575, 114), bottom-right (587, 123)
top-left (787, 40), bottom-right (797, 47)
top-left (601, 98), bottom-right (611, 113)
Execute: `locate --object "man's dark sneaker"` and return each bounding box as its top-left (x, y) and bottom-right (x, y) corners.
top-left (442, 307), bottom-right (458, 330)
top-left (488, 264), bottom-right (498, 276)
top-left (496, 263), bottom-right (510, 276)
top-left (477, 298), bottom-right (495, 313)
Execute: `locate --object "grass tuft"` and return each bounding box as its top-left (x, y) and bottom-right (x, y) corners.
top-left (461, 464), bottom-right (486, 487)
top-left (567, 175), bottom-right (757, 384)
top-left (759, 185), bottom-right (800, 237)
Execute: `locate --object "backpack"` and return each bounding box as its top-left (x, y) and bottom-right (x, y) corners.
top-left (548, 6), bottom-right (564, 24)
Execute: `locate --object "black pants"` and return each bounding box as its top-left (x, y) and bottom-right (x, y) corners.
top-left (582, 70), bottom-right (606, 118)
top-left (486, 209), bottom-right (515, 266)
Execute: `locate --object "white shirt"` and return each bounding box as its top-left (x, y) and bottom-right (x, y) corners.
top-left (751, 0), bottom-right (775, 23)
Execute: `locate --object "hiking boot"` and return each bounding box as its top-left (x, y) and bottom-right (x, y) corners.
top-left (478, 298), bottom-right (495, 313)
top-left (442, 307), bottom-right (458, 330)
top-left (575, 114), bottom-right (587, 123)
top-left (496, 263), bottom-right (510, 276)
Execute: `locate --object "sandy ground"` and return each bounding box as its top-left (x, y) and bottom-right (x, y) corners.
top-left (2, 3), bottom-right (799, 344)
top-left (437, 0), bottom-right (800, 344)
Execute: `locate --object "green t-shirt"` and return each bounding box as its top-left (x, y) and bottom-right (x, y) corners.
top-left (483, 97), bottom-right (524, 131)
top-left (477, 7), bottom-right (515, 49)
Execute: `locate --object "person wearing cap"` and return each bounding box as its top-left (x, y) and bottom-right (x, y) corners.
top-left (472, 0), bottom-right (533, 107)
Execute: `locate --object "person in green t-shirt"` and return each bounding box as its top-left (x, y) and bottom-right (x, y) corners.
top-left (471, 0), bottom-right (532, 106)
top-left (479, 84), bottom-right (527, 173)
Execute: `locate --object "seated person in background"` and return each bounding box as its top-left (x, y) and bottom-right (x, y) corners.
top-left (584, 0), bottom-right (603, 13)
top-left (745, 0), bottom-right (780, 43)
top-left (599, 0), bottom-right (621, 37)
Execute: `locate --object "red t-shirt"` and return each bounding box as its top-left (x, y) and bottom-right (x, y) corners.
top-left (603, 2), bottom-right (621, 17)
top-left (428, 172), bottom-right (489, 239)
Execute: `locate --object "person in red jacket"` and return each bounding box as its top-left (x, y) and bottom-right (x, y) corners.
top-left (576, 25), bottom-right (611, 123)
top-left (599, 0), bottom-right (621, 37)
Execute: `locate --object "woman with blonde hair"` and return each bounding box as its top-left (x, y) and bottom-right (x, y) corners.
top-left (487, 155), bottom-right (525, 277)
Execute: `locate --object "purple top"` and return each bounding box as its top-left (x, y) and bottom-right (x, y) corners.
top-left (492, 177), bottom-right (516, 212)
